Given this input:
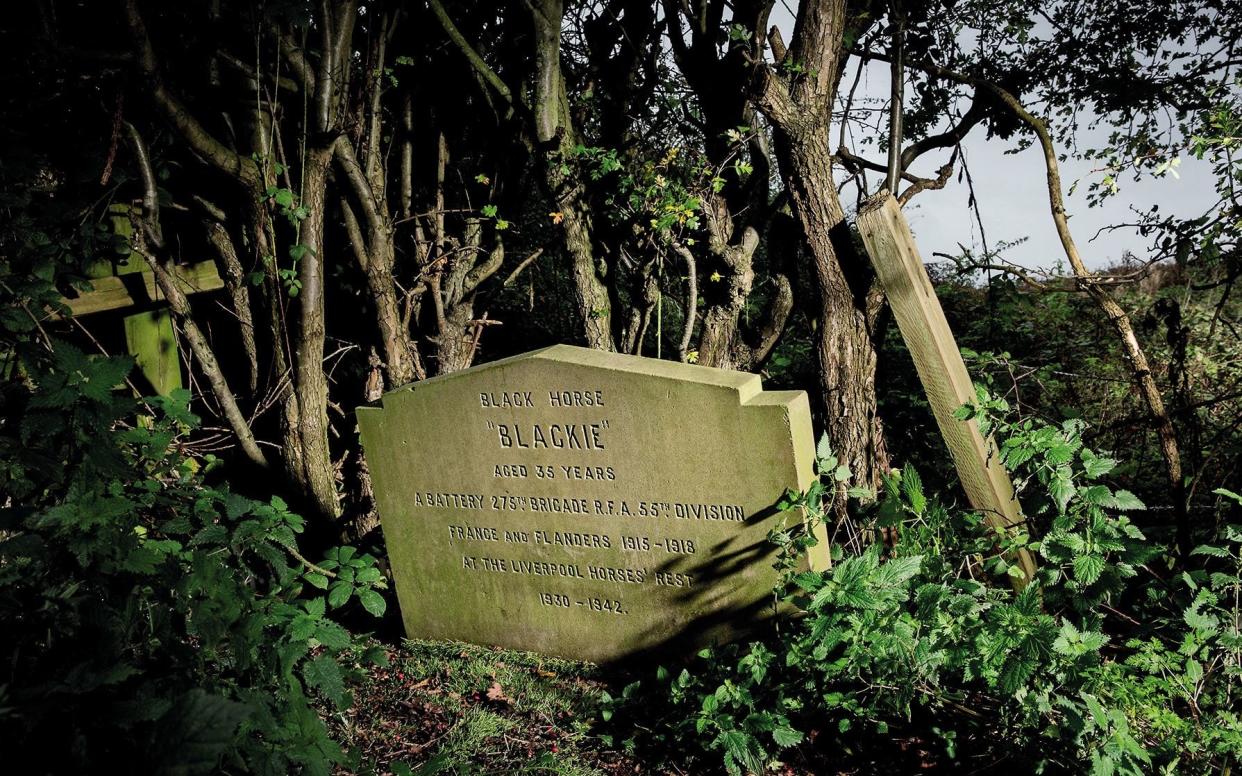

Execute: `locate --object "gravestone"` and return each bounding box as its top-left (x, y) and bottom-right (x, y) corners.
top-left (358, 345), bottom-right (822, 663)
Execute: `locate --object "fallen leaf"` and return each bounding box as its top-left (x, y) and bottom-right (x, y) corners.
top-left (485, 681), bottom-right (509, 703)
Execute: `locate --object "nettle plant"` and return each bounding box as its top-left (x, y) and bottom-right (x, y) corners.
top-left (609, 396), bottom-right (1242, 775)
top-left (0, 344), bottom-right (388, 775)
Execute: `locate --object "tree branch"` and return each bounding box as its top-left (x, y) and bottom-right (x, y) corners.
top-left (125, 0), bottom-right (259, 187)
top-left (428, 0), bottom-right (517, 114)
top-left (900, 89), bottom-right (986, 170)
top-left (502, 248), bottom-right (545, 288)
top-left (671, 242), bottom-right (698, 361)
top-left (124, 126), bottom-right (268, 469)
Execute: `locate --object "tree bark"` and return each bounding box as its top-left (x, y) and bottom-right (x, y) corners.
top-left (334, 137), bottom-right (417, 387)
top-left (752, 0), bottom-right (889, 488)
top-left (289, 144), bottom-right (340, 520)
top-left (528, 0), bottom-right (613, 350)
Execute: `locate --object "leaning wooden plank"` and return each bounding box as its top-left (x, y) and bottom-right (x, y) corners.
top-left (57, 260), bottom-right (225, 317)
top-left (857, 192), bottom-right (1038, 587)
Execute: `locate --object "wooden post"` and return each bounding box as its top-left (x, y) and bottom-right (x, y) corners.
top-left (857, 192), bottom-right (1037, 587)
top-left (78, 205), bottom-right (182, 397)
top-left (68, 205), bottom-right (222, 397)
top-left (123, 310), bottom-right (181, 397)
top-left (112, 206), bottom-right (182, 397)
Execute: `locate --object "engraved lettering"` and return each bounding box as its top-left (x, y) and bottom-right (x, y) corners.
top-left (493, 422), bottom-right (606, 451)
top-left (447, 524), bottom-right (499, 541)
top-left (654, 571), bottom-right (694, 587)
top-left (479, 391), bottom-right (534, 408)
top-left (547, 389), bottom-right (605, 407)
top-left (621, 535), bottom-right (650, 551)
top-left (587, 565), bottom-right (645, 584)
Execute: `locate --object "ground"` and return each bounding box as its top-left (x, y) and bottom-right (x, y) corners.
top-left (331, 639), bottom-right (642, 775)
top-left (329, 640), bottom-right (958, 776)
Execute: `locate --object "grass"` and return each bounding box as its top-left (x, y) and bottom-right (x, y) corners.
top-left (329, 639), bottom-right (640, 775)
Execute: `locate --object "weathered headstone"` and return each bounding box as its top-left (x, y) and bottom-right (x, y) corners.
top-left (358, 345), bottom-right (822, 663)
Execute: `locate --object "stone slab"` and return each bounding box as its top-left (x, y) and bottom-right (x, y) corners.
top-left (357, 345), bottom-right (821, 663)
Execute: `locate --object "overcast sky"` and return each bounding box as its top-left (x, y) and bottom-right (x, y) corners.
top-left (765, 7), bottom-right (1218, 272)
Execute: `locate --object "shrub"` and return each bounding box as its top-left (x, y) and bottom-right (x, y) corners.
top-left (0, 343), bottom-right (388, 775)
top-left (606, 399), bottom-right (1242, 774)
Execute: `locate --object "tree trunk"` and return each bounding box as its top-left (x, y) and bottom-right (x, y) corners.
top-left (752, 0), bottom-right (889, 488)
top-left (529, 0), bottom-right (613, 350)
top-left (786, 130), bottom-right (889, 488)
top-left (289, 144), bottom-right (340, 520)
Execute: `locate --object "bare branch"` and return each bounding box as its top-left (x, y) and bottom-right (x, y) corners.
top-left (123, 120), bottom-right (163, 249)
top-left (428, 0), bottom-right (517, 114)
top-left (502, 248), bottom-right (545, 288)
top-left (125, 0), bottom-right (259, 187)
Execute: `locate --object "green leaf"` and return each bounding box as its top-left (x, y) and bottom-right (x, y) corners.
top-left (815, 434), bottom-right (833, 462)
top-left (1184, 601), bottom-right (1220, 632)
top-left (1185, 659), bottom-right (1204, 686)
top-left (1050, 470), bottom-right (1076, 514)
top-left (358, 589), bottom-right (386, 618)
top-left (304, 572), bottom-right (330, 590)
top-left (901, 467), bottom-right (926, 515)
top-left (1073, 553), bottom-right (1106, 586)
top-left (151, 690), bottom-right (250, 776)
top-left (1191, 544), bottom-right (1228, 558)
top-left (1212, 488), bottom-right (1242, 505)
top-left (223, 492), bottom-right (252, 520)
top-left (876, 555), bottom-right (923, 588)
top-left (302, 654), bottom-right (347, 707)
top-left (327, 582), bottom-right (354, 609)
top-left (1081, 452), bottom-right (1118, 479)
top-left (772, 725), bottom-right (803, 748)
top-left (190, 525), bottom-right (228, 547)
top-left (273, 188), bottom-right (294, 208)
top-left (1110, 490), bottom-right (1146, 512)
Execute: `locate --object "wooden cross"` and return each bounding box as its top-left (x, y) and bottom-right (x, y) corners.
top-left (64, 204), bottom-right (224, 396)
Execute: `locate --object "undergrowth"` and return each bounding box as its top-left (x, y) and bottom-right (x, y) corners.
top-left (602, 389), bottom-right (1242, 775)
